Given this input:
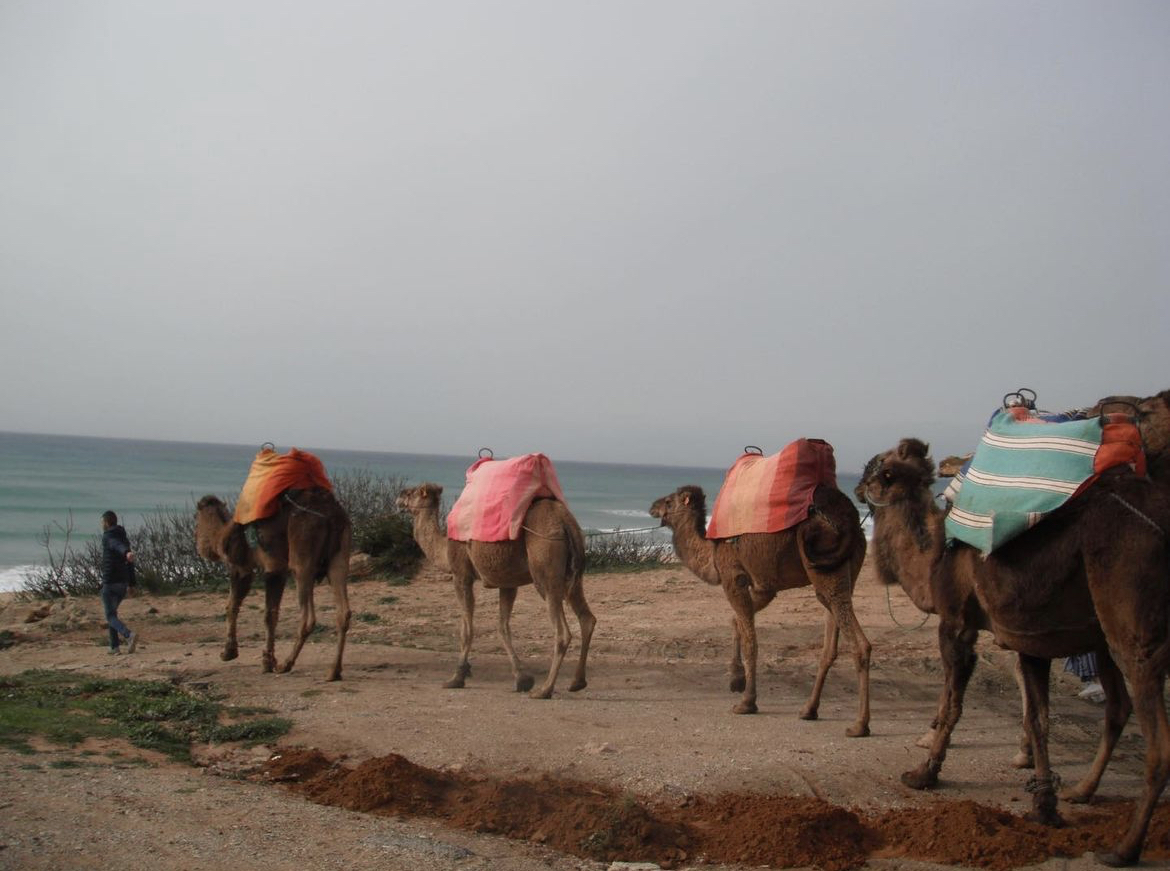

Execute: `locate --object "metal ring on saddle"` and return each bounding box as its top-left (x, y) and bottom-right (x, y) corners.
top-left (1002, 388), bottom-right (1037, 410)
top-left (744, 445), bottom-right (763, 455)
top-left (478, 447), bottom-right (494, 459)
top-left (261, 441), bottom-right (276, 451)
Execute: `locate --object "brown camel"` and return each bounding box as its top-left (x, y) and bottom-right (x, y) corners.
top-left (396, 483), bottom-right (596, 699)
top-left (649, 484), bottom-right (871, 737)
top-left (194, 490), bottom-right (352, 681)
top-left (860, 438), bottom-right (1170, 866)
top-left (855, 454), bottom-right (1035, 769)
top-left (1090, 390), bottom-right (1170, 482)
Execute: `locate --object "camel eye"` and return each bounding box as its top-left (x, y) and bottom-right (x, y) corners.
top-left (882, 471), bottom-right (892, 483)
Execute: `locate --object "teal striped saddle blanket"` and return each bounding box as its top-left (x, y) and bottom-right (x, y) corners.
top-left (945, 408), bottom-right (1110, 554)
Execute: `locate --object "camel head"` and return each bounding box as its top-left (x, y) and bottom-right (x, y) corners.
top-left (194, 495), bottom-right (232, 562)
top-left (649, 485), bottom-right (707, 530)
top-left (396, 483), bottom-right (443, 515)
top-left (858, 439), bottom-right (935, 509)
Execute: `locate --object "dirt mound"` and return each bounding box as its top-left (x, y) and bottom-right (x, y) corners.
top-left (266, 748), bottom-right (1170, 869)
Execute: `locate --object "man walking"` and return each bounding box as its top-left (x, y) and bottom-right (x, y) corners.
top-left (100, 510), bottom-right (138, 654)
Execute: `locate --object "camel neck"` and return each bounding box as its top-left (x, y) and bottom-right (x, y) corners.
top-left (872, 495), bottom-right (943, 614)
top-left (668, 513), bottom-right (720, 586)
top-left (409, 507), bottom-right (449, 567)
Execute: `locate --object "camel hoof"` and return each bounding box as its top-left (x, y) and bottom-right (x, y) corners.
top-left (901, 766), bottom-right (938, 791)
top-left (732, 701), bottom-right (758, 715)
top-left (443, 677), bottom-right (466, 689)
top-left (568, 678), bottom-right (587, 693)
top-left (915, 730), bottom-right (936, 750)
top-left (1025, 809), bottom-right (1064, 828)
top-left (1011, 750), bottom-right (1034, 769)
top-left (846, 724), bottom-right (870, 738)
top-left (262, 657), bottom-right (276, 674)
top-left (515, 675), bottom-right (535, 693)
top-left (326, 671), bottom-right (341, 682)
top-left (799, 707), bottom-right (819, 722)
top-left (221, 647), bottom-right (239, 662)
top-left (1061, 788), bottom-right (1092, 804)
top-left (729, 676), bottom-right (746, 693)
top-left (529, 687), bottom-right (554, 700)
top-left (1095, 851), bottom-right (1135, 868)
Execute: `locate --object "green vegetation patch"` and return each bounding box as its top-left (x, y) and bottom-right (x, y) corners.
top-left (0, 670), bottom-right (291, 763)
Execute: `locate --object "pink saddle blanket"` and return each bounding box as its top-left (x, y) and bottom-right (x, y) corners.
top-left (447, 453), bottom-right (568, 542)
top-left (705, 439), bottom-right (838, 539)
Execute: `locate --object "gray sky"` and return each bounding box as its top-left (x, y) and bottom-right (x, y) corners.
top-left (2, 2), bottom-right (1167, 471)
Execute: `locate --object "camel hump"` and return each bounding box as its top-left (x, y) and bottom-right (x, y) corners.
top-left (800, 486), bottom-right (862, 571)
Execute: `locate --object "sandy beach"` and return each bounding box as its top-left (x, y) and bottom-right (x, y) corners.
top-left (0, 556), bottom-right (1163, 871)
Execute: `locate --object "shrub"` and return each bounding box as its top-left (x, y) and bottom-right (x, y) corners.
top-left (583, 531), bottom-right (672, 572)
top-left (331, 469), bottom-right (423, 577)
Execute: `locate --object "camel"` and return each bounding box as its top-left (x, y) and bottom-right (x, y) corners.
top-left (396, 483), bottom-right (596, 699)
top-left (649, 484), bottom-right (871, 737)
top-left (860, 438), bottom-right (1170, 866)
top-left (194, 490), bottom-right (352, 681)
top-left (856, 454), bottom-right (1035, 769)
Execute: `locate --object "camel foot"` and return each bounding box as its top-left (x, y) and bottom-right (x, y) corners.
top-left (729, 676), bottom-right (746, 693)
top-left (443, 676), bottom-right (466, 689)
top-left (799, 707), bottom-right (819, 722)
top-left (261, 655), bottom-right (276, 674)
top-left (901, 764), bottom-right (939, 791)
top-left (221, 646), bottom-right (239, 662)
top-left (915, 729), bottom-right (936, 750)
top-left (529, 687), bottom-right (554, 700)
top-left (276, 661), bottom-right (294, 674)
top-left (1095, 850), bottom-right (1136, 868)
top-left (514, 675), bottom-right (535, 693)
top-left (1060, 786), bottom-right (1093, 804)
top-left (1025, 808), bottom-right (1064, 828)
top-left (732, 701), bottom-right (758, 715)
top-left (1011, 749), bottom-right (1034, 769)
top-left (846, 723), bottom-right (870, 738)
top-left (326, 671), bottom-right (342, 682)
top-left (568, 678), bottom-right (587, 692)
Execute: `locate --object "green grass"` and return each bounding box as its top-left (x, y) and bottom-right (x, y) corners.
top-left (355, 612), bottom-right (380, 624)
top-left (377, 595), bottom-right (398, 605)
top-left (0, 670), bottom-right (292, 763)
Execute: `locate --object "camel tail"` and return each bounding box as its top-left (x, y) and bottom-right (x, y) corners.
top-left (800, 486), bottom-right (864, 572)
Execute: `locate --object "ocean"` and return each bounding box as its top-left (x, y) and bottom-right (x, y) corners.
top-left (0, 431), bottom-right (865, 591)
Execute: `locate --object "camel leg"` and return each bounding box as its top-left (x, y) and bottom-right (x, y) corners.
top-left (497, 587), bottom-right (534, 693)
top-left (1063, 649), bottom-right (1132, 803)
top-left (1097, 662), bottom-right (1170, 867)
top-left (566, 580), bottom-right (596, 693)
top-left (800, 610), bottom-right (838, 722)
top-left (531, 589), bottom-right (572, 700)
top-left (723, 577), bottom-right (758, 714)
top-left (827, 593), bottom-right (872, 738)
top-left (1017, 654), bottom-right (1061, 827)
top-left (324, 553), bottom-right (351, 682)
top-left (277, 570), bottom-right (315, 675)
top-left (445, 575), bottom-right (475, 688)
top-left (728, 617), bottom-right (746, 693)
top-left (261, 571), bottom-right (285, 673)
top-left (222, 568), bottom-right (253, 662)
top-left (902, 618), bottom-right (978, 789)
top-left (1011, 656), bottom-right (1035, 769)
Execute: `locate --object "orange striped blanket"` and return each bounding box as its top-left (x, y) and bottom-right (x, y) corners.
top-left (705, 439), bottom-right (838, 540)
top-left (233, 446), bottom-right (333, 525)
top-left (447, 453), bottom-right (567, 542)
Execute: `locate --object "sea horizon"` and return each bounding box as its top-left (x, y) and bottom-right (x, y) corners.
top-left (0, 430), bottom-right (867, 592)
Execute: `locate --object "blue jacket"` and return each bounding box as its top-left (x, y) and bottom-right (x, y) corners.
top-left (100, 525), bottom-right (135, 586)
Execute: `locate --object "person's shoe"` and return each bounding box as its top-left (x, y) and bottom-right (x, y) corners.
top-left (108, 647), bottom-right (121, 655)
top-left (1078, 681), bottom-right (1105, 704)
top-left (126, 631), bottom-right (138, 654)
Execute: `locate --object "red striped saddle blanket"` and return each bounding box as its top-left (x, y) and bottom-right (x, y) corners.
top-left (447, 453), bottom-right (567, 542)
top-left (706, 439), bottom-right (838, 540)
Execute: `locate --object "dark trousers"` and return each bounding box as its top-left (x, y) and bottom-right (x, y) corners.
top-left (100, 583), bottom-right (131, 649)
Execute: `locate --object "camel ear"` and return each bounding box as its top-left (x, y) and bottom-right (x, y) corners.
top-left (681, 491), bottom-right (691, 506)
top-left (896, 439), bottom-right (930, 460)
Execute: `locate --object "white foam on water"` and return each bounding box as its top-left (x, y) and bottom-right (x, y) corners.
top-left (0, 566), bottom-right (36, 593)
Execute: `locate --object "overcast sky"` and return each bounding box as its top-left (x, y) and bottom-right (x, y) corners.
top-left (1, 2), bottom-right (1166, 471)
